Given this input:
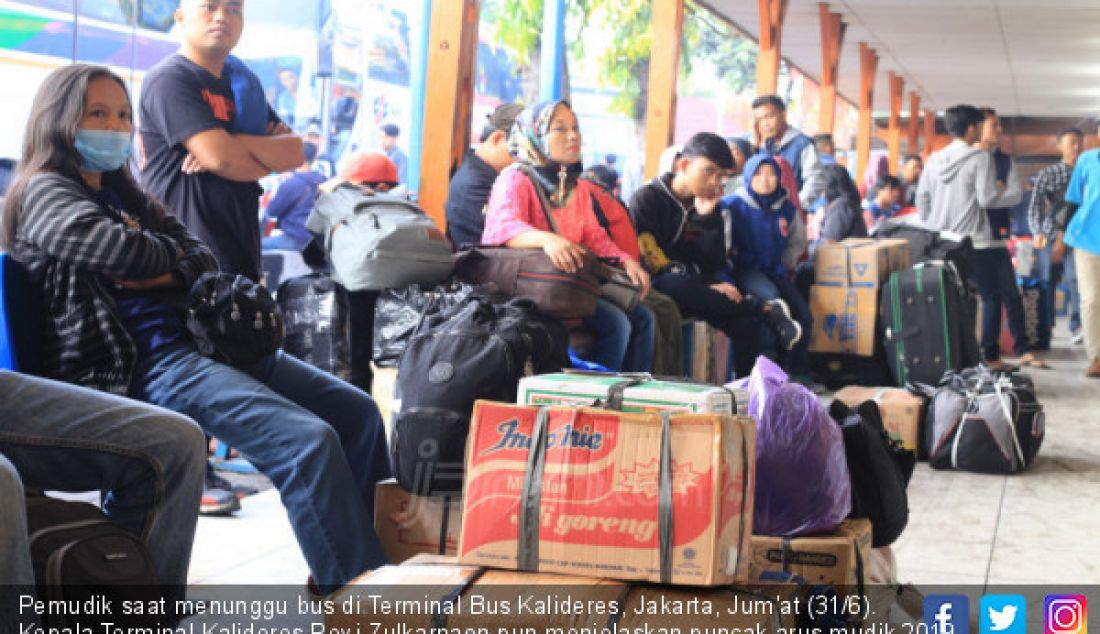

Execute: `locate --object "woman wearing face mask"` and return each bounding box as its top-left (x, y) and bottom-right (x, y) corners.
top-left (1, 64), bottom-right (392, 594)
top-left (481, 100), bottom-right (654, 372)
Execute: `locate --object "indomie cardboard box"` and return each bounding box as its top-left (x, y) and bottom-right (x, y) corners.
top-left (816, 239), bottom-right (910, 287)
top-left (748, 519), bottom-right (873, 588)
top-left (459, 401), bottom-right (756, 586)
top-left (832, 387), bottom-right (925, 452)
top-left (517, 372), bottom-right (740, 415)
top-left (375, 479), bottom-right (462, 563)
top-left (808, 285), bottom-right (879, 356)
top-left (328, 554), bottom-right (805, 634)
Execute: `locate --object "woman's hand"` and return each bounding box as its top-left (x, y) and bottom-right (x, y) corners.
top-left (542, 234), bottom-right (588, 273)
top-left (623, 258), bottom-right (651, 300)
top-left (112, 272), bottom-right (178, 290)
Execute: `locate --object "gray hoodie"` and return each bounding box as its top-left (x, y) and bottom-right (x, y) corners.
top-left (916, 139), bottom-right (1019, 248)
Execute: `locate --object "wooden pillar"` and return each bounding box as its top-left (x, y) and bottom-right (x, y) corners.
top-left (907, 92), bottom-right (921, 156)
top-left (886, 72), bottom-right (904, 175)
top-left (755, 0), bottom-right (789, 95)
top-left (855, 42), bottom-right (878, 183)
top-left (922, 110), bottom-right (936, 159)
top-left (643, 0), bottom-right (684, 180)
top-left (817, 3), bottom-right (846, 134)
top-left (418, 0), bottom-right (480, 230)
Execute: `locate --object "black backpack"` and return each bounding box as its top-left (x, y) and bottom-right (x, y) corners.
top-left (391, 295), bottom-right (569, 495)
top-left (25, 494), bottom-right (164, 627)
top-left (829, 399), bottom-right (915, 548)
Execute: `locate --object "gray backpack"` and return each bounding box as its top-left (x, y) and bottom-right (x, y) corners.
top-left (308, 184), bottom-right (454, 291)
top-left (922, 369), bottom-right (1044, 474)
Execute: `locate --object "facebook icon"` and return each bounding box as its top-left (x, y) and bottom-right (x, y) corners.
top-left (924, 595), bottom-right (971, 634)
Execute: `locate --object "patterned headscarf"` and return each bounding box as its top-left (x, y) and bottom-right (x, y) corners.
top-left (508, 99), bottom-right (583, 205)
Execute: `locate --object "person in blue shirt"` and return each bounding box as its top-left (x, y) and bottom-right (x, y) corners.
top-left (865, 174), bottom-right (904, 227)
top-left (1064, 135), bottom-right (1100, 378)
top-left (721, 154), bottom-right (814, 385)
top-left (380, 123), bottom-right (407, 185)
top-left (262, 141), bottom-right (325, 251)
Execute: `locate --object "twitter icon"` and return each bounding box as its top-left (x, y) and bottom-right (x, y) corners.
top-left (982, 595), bottom-right (1027, 634)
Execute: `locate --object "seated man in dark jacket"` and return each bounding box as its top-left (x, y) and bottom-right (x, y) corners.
top-left (629, 132), bottom-right (801, 378)
top-left (444, 102), bottom-right (524, 248)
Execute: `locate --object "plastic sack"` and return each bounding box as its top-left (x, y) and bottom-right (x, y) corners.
top-left (276, 274), bottom-right (350, 379)
top-left (372, 280), bottom-right (482, 368)
top-left (730, 356), bottom-right (851, 536)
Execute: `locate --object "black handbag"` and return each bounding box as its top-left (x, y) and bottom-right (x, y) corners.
top-left (185, 272), bottom-right (284, 367)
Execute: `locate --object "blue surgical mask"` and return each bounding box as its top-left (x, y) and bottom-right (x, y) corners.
top-left (74, 128), bottom-right (132, 172)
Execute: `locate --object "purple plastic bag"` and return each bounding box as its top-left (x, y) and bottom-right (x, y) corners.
top-left (730, 356), bottom-right (851, 536)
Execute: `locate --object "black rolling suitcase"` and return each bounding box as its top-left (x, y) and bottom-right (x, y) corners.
top-left (276, 274), bottom-right (351, 379)
top-left (881, 262), bottom-right (979, 387)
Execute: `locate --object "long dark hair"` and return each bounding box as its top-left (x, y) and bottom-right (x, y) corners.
top-left (1, 64), bottom-right (146, 250)
top-left (823, 164), bottom-right (861, 209)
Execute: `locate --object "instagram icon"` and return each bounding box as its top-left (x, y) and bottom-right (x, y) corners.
top-left (1046, 595), bottom-right (1088, 634)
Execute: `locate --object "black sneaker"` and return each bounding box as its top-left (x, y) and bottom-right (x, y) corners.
top-left (201, 468), bottom-right (241, 516)
top-left (764, 299), bottom-right (802, 351)
top-left (207, 467), bottom-right (258, 500)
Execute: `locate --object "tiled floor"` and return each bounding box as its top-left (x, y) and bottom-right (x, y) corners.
top-left (188, 322), bottom-right (1100, 587)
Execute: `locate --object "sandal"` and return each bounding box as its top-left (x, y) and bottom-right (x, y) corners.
top-left (1016, 353), bottom-right (1051, 369)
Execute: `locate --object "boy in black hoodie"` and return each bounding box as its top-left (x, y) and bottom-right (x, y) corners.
top-left (629, 132), bottom-right (801, 378)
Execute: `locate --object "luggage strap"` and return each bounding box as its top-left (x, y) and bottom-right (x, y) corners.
top-left (437, 496), bottom-right (452, 556)
top-left (517, 407), bottom-right (675, 584)
top-left (429, 566), bottom-right (487, 629)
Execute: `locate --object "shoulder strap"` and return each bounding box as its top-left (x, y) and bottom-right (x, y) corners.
top-left (511, 163), bottom-right (561, 235)
top-left (589, 191), bottom-right (612, 234)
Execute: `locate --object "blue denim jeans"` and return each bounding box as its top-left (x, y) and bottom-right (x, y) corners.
top-left (582, 298), bottom-right (655, 372)
top-left (0, 371), bottom-right (205, 587)
top-left (131, 344), bottom-right (391, 591)
top-left (1064, 245), bottom-right (1083, 332)
top-left (734, 269), bottom-right (812, 375)
top-left (971, 247), bottom-right (1028, 359)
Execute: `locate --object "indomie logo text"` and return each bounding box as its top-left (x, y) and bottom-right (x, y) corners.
top-left (481, 418), bottom-right (604, 455)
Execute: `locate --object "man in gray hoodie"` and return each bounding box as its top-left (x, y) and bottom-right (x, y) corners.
top-left (917, 104), bottom-right (1044, 370)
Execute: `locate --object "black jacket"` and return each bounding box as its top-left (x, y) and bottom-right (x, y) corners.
top-left (628, 173), bottom-right (726, 277)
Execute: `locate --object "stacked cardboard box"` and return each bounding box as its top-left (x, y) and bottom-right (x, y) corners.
top-left (375, 479), bottom-right (461, 562)
top-left (518, 372), bottom-right (747, 415)
top-left (328, 554), bottom-right (807, 634)
top-left (748, 519), bottom-right (873, 587)
top-left (810, 239), bottom-right (910, 356)
top-left (832, 387), bottom-right (925, 453)
top-left (458, 401), bottom-right (756, 586)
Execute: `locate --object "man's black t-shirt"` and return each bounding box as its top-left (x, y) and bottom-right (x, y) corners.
top-left (444, 148), bottom-right (499, 249)
top-left (140, 54), bottom-right (276, 282)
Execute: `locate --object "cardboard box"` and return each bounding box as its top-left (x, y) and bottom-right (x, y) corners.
top-left (375, 480), bottom-right (462, 563)
top-left (459, 401), bottom-right (756, 586)
top-left (816, 238), bottom-right (910, 287)
top-left (808, 285), bottom-right (879, 356)
top-left (748, 519), bottom-right (873, 587)
top-left (329, 554), bottom-right (804, 634)
top-left (518, 372), bottom-right (743, 415)
top-left (832, 387), bottom-right (925, 452)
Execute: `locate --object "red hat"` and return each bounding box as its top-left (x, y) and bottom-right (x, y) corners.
top-left (340, 151), bottom-right (398, 184)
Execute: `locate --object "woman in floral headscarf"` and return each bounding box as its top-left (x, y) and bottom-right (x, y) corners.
top-left (481, 100), bottom-right (655, 372)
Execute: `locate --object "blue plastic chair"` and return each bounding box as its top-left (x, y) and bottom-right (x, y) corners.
top-left (0, 252), bottom-right (42, 374)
